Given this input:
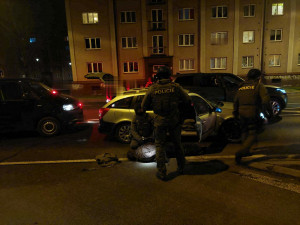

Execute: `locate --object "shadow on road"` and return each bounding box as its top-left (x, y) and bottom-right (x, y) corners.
top-left (165, 160), bottom-right (229, 181)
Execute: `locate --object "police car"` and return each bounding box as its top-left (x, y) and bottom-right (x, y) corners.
top-left (98, 88), bottom-right (238, 144)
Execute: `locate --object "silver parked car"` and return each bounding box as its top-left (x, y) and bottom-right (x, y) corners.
top-left (98, 88), bottom-right (239, 144)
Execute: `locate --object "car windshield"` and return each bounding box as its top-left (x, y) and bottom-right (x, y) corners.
top-left (28, 81), bottom-right (53, 96)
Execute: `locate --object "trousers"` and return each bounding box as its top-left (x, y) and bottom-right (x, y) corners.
top-left (154, 123), bottom-right (185, 173)
top-left (236, 117), bottom-right (258, 157)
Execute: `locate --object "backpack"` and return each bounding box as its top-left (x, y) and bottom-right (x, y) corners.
top-left (96, 153), bottom-right (120, 167)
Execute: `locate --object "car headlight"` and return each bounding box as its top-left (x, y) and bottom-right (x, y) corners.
top-left (276, 88), bottom-right (286, 94)
top-left (63, 104), bottom-right (75, 111)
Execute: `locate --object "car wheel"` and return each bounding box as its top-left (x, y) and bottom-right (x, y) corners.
top-left (270, 98), bottom-right (282, 116)
top-left (219, 119), bottom-right (241, 143)
top-left (115, 123), bottom-right (131, 144)
top-left (37, 117), bottom-right (60, 137)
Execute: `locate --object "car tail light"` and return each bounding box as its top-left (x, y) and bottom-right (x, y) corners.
top-left (51, 90), bottom-right (58, 95)
top-left (99, 108), bottom-right (110, 120)
top-left (78, 102), bottom-right (83, 109)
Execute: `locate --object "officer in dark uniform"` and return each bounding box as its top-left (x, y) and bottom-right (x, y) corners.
top-left (233, 68), bottom-right (273, 164)
top-left (141, 66), bottom-right (191, 180)
top-left (130, 103), bottom-right (154, 150)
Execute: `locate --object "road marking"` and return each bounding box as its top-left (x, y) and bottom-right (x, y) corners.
top-left (1, 154), bottom-right (299, 166)
top-left (236, 170), bottom-right (300, 194)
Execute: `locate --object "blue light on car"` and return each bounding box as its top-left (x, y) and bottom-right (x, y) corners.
top-left (215, 107), bottom-right (222, 113)
top-left (276, 88), bottom-right (286, 94)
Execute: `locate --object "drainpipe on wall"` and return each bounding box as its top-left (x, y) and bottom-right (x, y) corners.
top-left (260, 0), bottom-right (266, 75)
top-left (110, 0), bottom-right (121, 95)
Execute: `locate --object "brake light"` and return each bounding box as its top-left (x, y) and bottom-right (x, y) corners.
top-left (78, 102), bottom-right (83, 109)
top-left (99, 108), bottom-right (110, 120)
top-left (51, 90), bottom-right (58, 95)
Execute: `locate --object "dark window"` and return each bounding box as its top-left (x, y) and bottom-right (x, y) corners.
top-left (175, 76), bottom-right (194, 86)
top-left (191, 96), bottom-right (210, 115)
top-left (91, 39), bottom-right (96, 48)
top-left (0, 82), bottom-right (23, 100)
top-left (108, 97), bottom-right (133, 109)
top-left (222, 75), bottom-right (242, 87)
top-left (195, 75), bottom-right (218, 87)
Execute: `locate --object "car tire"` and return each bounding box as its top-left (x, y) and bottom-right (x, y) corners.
top-left (219, 119), bottom-right (241, 143)
top-left (270, 97), bottom-right (282, 116)
top-left (115, 122), bottom-right (132, 144)
top-left (37, 117), bottom-right (60, 137)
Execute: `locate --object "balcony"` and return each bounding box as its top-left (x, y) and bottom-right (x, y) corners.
top-left (148, 21), bottom-right (166, 31)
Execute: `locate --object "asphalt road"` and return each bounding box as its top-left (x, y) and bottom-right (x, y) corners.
top-left (0, 93), bottom-right (300, 225)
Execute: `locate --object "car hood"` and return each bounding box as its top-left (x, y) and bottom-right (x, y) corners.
top-left (55, 93), bottom-right (79, 104)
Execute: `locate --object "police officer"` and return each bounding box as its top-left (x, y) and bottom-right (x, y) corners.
top-left (141, 66), bottom-right (191, 180)
top-left (233, 68), bottom-right (273, 164)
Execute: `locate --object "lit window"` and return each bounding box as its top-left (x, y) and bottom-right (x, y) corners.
top-left (210, 57), bottom-right (227, 69)
top-left (82, 12), bottom-right (98, 24)
top-left (178, 34), bottom-right (194, 46)
top-left (152, 35), bottom-right (164, 54)
top-left (121, 11), bottom-right (136, 23)
top-left (85, 38), bottom-right (101, 49)
top-left (178, 8), bottom-right (194, 21)
top-left (211, 32), bottom-right (228, 45)
top-left (124, 62), bottom-right (138, 73)
top-left (269, 55), bottom-right (281, 67)
top-left (212, 6), bottom-right (227, 18)
top-left (87, 62), bottom-right (103, 73)
top-left (242, 56), bottom-right (254, 68)
top-left (270, 29), bottom-right (282, 41)
top-left (122, 37), bottom-right (137, 48)
top-left (179, 59), bottom-right (195, 71)
top-left (243, 31), bottom-right (255, 43)
top-left (272, 3), bottom-right (284, 15)
top-left (29, 37), bottom-right (36, 43)
top-left (244, 4), bottom-right (255, 17)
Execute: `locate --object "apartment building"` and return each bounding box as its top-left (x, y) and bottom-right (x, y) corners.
top-left (65, 0), bottom-right (300, 92)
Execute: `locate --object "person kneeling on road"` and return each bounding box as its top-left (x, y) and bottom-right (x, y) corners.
top-left (127, 103), bottom-right (154, 161)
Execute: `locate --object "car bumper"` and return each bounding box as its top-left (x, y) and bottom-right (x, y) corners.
top-left (60, 109), bottom-right (84, 126)
top-left (98, 119), bottom-right (115, 135)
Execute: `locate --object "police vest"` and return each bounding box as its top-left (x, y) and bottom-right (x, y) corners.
top-left (151, 82), bottom-right (179, 117)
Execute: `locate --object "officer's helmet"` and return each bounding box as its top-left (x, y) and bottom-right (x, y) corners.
top-left (247, 69), bottom-right (261, 80)
top-left (156, 66), bottom-right (172, 80)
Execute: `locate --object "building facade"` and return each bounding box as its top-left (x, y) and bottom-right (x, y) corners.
top-left (65, 0), bottom-right (300, 92)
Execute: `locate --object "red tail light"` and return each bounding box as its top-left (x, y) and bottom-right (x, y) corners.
top-left (78, 102), bottom-right (83, 109)
top-left (99, 108), bottom-right (110, 120)
top-left (51, 90), bottom-right (58, 95)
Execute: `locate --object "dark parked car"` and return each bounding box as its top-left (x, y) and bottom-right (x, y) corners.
top-left (0, 78), bottom-right (83, 136)
top-left (173, 73), bottom-right (288, 115)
